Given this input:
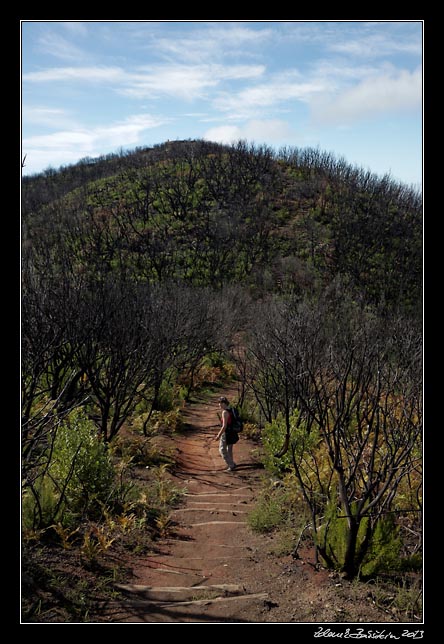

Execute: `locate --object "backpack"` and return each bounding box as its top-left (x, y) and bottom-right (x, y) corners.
top-left (229, 406), bottom-right (243, 433)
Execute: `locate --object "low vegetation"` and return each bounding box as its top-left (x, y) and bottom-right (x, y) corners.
top-left (22, 139), bottom-right (422, 621)
top-left (22, 401), bottom-right (187, 622)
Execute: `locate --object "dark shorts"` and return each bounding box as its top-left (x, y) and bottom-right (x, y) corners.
top-left (225, 428), bottom-right (239, 445)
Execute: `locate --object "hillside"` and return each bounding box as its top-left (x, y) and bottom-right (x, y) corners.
top-left (21, 139), bottom-right (423, 623)
top-left (22, 138), bottom-right (422, 312)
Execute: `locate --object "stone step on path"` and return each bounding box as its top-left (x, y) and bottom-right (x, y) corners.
top-left (105, 388), bottom-right (269, 622)
top-left (105, 589), bottom-right (270, 623)
top-left (135, 497), bottom-right (262, 590)
top-left (115, 583), bottom-right (267, 603)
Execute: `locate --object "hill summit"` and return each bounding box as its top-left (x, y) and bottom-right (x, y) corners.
top-left (22, 138), bottom-right (422, 312)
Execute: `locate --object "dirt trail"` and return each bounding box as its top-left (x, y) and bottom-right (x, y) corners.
top-left (102, 387), bottom-right (281, 623)
top-left (99, 388), bottom-right (395, 624)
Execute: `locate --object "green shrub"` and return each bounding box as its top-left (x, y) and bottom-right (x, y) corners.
top-left (49, 409), bottom-right (114, 513)
top-left (155, 379), bottom-right (176, 411)
top-left (317, 497), bottom-right (351, 568)
top-left (22, 409), bottom-right (116, 530)
top-left (248, 477), bottom-right (302, 534)
top-left (248, 489), bottom-right (286, 533)
top-left (360, 514), bottom-right (403, 577)
top-left (148, 409), bottom-right (182, 434)
top-left (49, 409), bottom-right (115, 522)
top-left (204, 351), bottom-right (225, 369)
top-left (146, 464), bottom-right (184, 509)
top-left (261, 414), bottom-right (293, 474)
top-left (317, 496), bottom-right (403, 577)
top-left (110, 431), bottom-right (175, 467)
top-left (261, 409), bottom-right (320, 475)
top-left (22, 475), bottom-right (60, 532)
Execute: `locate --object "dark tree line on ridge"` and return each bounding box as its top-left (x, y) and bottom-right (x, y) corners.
top-left (23, 139), bottom-right (422, 311)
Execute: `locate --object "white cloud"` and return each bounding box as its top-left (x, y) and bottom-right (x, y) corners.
top-left (22, 113), bottom-right (168, 173)
top-left (150, 23), bottom-right (272, 64)
top-left (23, 62), bottom-right (265, 102)
top-left (328, 33), bottom-right (422, 58)
top-left (208, 24), bottom-right (273, 46)
top-left (310, 59), bottom-right (383, 84)
top-left (310, 67), bottom-right (422, 125)
top-left (23, 66), bottom-right (126, 83)
top-left (24, 130), bottom-right (93, 149)
top-left (119, 66), bottom-right (215, 101)
top-left (213, 73), bottom-right (326, 119)
top-left (120, 64), bottom-right (265, 101)
top-left (22, 106), bottom-right (78, 129)
top-left (204, 125), bottom-right (240, 144)
top-left (61, 21), bottom-right (88, 37)
top-left (277, 22), bottom-right (422, 61)
top-left (37, 31), bottom-right (89, 62)
top-left (92, 114), bottom-right (167, 148)
top-left (217, 64), bottom-right (266, 80)
top-left (204, 119), bottom-right (292, 145)
top-left (23, 114), bottom-right (167, 149)
top-left (22, 148), bottom-right (90, 173)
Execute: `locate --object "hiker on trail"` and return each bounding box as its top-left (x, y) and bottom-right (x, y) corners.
top-left (215, 396), bottom-right (238, 472)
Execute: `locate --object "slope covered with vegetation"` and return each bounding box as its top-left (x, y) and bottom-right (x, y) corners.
top-left (21, 139), bottom-right (422, 621)
top-left (23, 139), bottom-right (422, 308)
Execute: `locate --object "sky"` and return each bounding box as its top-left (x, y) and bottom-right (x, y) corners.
top-left (21, 20), bottom-right (423, 188)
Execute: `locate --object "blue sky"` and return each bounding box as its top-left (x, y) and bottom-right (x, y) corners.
top-left (21, 20), bottom-right (423, 188)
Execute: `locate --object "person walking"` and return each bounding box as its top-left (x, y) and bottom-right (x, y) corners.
top-left (215, 396), bottom-right (238, 471)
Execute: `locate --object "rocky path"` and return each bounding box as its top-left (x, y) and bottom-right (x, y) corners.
top-left (103, 388), bottom-right (278, 623)
top-left (97, 388), bottom-right (401, 625)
